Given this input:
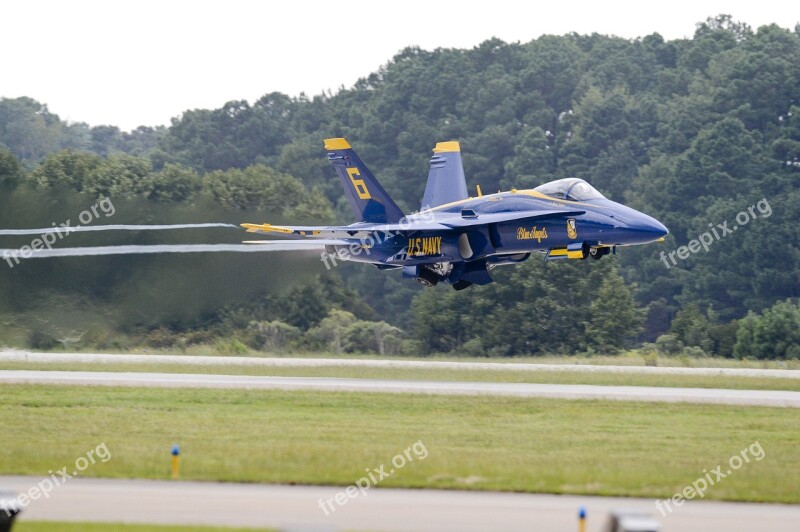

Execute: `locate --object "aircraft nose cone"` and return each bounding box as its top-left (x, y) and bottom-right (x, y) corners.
top-left (633, 214), bottom-right (668, 241)
top-left (646, 217), bottom-right (669, 238)
top-left (601, 201), bottom-right (668, 244)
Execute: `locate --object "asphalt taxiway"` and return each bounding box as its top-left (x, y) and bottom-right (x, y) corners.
top-left (2, 476), bottom-right (798, 532)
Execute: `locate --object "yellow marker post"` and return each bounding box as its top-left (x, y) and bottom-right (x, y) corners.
top-left (578, 506), bottom-right (586, 532)
top-left (171, 444), bottom-right (180, 479)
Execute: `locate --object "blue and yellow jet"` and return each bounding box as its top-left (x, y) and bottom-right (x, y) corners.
top-left (242, 138), bottom-right (668, 290)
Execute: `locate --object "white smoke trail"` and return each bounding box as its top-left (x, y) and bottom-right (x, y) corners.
top-left (0, 223), bottom-right (238, 235)
top-left (0, 242), bottom-right (339, 260)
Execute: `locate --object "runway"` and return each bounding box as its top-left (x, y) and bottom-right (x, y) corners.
top-left (2, 475), bottom-right (798, 531)
top-left (1, 369), bottom-right (798, 407)
top-left (4, 350), bottom-right (799, 378)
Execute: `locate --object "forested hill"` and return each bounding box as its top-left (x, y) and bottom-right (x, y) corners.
top-left (1, 15), bottom-right (799, 357)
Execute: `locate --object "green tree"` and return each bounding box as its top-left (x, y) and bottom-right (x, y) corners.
top-left (247, 320), bottom-right (301, 351)
top-left (29, 150), bottom-right (102, 191)
top-left (585, 266), bottom-right (645, 353)
top-left (0, 97), bottom-right (62, 160)
top-left (204, 164), bottom-right (332, 218)
top-left (356, 320), bottom-right (405, 355)
top-left (411, 259), bottom-right (641, 356)
top-left (84, 154), bottom-right (152, 198)
top-left (308, 309), bottom-right (356, 354)
top-left (138, 163), bottom-right (202, 202)
top-left (669, 304), bottom-right (713, 354)
top-left (733, 300), bottom-right (800, 359)
top-left (0, 148), bottom-right (22, 187)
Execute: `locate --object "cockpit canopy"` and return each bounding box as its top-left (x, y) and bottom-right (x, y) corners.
top-left (533, 178), bottom-right (605, 201)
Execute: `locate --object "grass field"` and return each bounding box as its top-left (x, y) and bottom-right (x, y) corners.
top-left (1, 384), bottom-right (798, 504)
top-left (15, 522), bottom-right (272, 532)
top-left (2, 360), bottom-right (799, 391)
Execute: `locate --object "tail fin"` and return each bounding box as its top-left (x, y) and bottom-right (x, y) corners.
top-left (421, 141), bottom-right (468, 210)
top-left (324, 138), bottom-right (405, 224)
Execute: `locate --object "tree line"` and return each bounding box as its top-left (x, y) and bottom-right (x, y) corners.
top-left (1, 15), bottom-right (799, 357)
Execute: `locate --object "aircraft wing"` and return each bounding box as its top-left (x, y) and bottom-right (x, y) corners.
top-left (242, 210), bottom-right (584, 239)
top-left (241, 222), bottom-right (450, 238)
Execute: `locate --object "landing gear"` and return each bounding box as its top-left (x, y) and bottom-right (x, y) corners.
top-left (589, 247), bottom-right (610, 260)
top-left (416, 267), bottom-right (440, 287)
top-left (452, 280), bottom-right (473, 291)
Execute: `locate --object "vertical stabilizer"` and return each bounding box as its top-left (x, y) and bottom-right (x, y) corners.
top-left (421, 141), bottom-right (468, 209)
top-left (324, 138), bottom-right (405, 223)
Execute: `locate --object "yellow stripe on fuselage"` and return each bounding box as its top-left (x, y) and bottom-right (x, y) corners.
top-left (420, 188), bottom-right (599, 215)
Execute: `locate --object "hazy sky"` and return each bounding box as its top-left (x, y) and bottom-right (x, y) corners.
top-left (3, 0), bottom-right (798, 130)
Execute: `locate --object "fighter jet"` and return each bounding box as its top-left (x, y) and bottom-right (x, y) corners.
top-left (242, 138), bottom-right (668, 290)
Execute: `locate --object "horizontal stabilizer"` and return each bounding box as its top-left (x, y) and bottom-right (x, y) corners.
top-left (241, 239), bottom-right (350, 248)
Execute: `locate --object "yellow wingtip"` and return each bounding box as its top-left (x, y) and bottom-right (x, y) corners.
top-left (324, 137), bottom-right (351, 150)
top-left (433, 141), bottom-right (460, 153)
